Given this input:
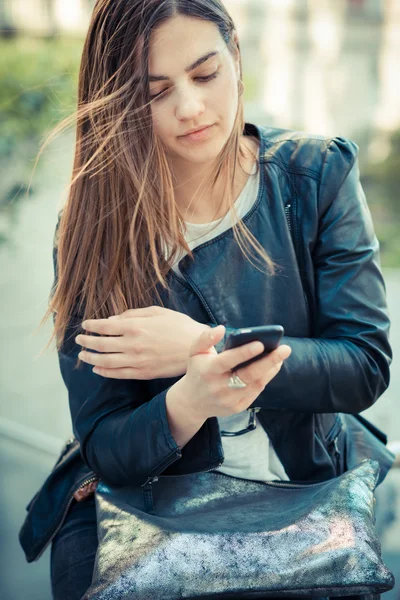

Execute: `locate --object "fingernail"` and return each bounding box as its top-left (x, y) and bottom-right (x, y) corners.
top-left (279, 346), bottom-right (291, 359)
top-left (211, 325), bottom-right (224, 335)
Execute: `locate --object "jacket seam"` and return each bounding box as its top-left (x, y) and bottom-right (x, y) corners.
top-left (261, 130), bottom-right (330, 146)
top-left (169, 269), bottom-right (193, 291)
top-left (177, 272), bottom-right (218, 324)
top-left (262, 157), bottom-right (321, 180)
top-left (157, 387), bottom-right (183, 455)
top-left (262, 136), bottom-right (327, 178)
top-left (317, 138), bottom-right (358, 213)
top-left (317, 138), bottom-right (334, 202)
top-left (261, 155), bottom-right (321, 179)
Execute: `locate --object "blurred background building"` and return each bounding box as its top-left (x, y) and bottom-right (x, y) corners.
top-left (0, 1), bottom-right (399, 599)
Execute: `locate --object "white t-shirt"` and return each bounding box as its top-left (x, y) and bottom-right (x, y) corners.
top-left (165, 147), bottom-right (290, 482)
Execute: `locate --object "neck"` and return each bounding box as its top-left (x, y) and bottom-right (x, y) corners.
top-left (170, 134), bottom-right (259, 224)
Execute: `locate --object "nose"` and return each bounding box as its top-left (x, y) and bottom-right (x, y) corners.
top-left (175, 83), bottom-right (205, 121)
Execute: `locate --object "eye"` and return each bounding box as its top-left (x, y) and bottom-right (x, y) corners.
top-left (150, 70), bottom-right (220, 101)
top-left (195, 71), bottom-right (219, 83)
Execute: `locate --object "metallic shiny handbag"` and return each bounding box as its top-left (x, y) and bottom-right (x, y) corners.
top-left (83, 459), bottom-right (394, 600)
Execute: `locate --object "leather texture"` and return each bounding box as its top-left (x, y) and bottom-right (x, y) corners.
top-left (82, 460), bottom-right (394, 600)
top-left (19, 123), bottom-right (395, 563)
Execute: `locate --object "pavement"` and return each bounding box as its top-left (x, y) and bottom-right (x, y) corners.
top-left (0, 437), bottom-right (56, 600)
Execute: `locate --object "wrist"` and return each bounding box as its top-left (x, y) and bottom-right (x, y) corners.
top-left (167, 375), bottom-right (208, 425)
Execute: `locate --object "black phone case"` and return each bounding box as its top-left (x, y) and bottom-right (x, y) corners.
top-left (223, 325), bottom-right (284, 370)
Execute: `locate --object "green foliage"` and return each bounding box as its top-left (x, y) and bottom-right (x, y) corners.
top-left (360, 129), bottom-right (400, 267)
top-left (243, 72), bottom-right (259, 102)
top-left (0, 36), bottom-right (83, 158)
top-left (362, 130), bottom-right (400, 216)
top-left (375, 222), bottom-right (400, 268)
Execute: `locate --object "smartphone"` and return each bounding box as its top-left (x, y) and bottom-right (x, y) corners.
top-left (223, 325), bottom-right (284, 370)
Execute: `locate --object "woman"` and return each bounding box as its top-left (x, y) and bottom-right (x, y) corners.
top-left (19, 1), bottom-right (394, 599)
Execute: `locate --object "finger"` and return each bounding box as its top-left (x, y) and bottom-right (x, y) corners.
top-left (189, 325), bottom-right (225, 357)
top-left (75, 334), bottom-right (125, 353)
top-left (214, 340), bottom-right (266, 375)
top-left (92, 366), bottom-right (140, 379)
top-left (82, 318), bottom-right (129, 336)
top-left (78, 350), bottom-right (132, 369)
top-left (235, 345), bottom-right (292, 381)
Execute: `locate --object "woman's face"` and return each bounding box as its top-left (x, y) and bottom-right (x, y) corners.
top-left (148, 15), bottom-right (241, 166)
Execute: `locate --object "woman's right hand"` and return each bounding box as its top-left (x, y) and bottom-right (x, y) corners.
top-left (178, 325), bottom-right (292, 422)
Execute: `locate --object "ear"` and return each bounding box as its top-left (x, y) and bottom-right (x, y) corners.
top-left (231, 30), bottom-right (241, 79)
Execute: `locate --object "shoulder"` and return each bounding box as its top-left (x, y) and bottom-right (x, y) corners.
top-left (256, 124), bottom-right (359, 181)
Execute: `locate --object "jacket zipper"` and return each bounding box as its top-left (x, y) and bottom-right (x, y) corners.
top-left (325, 432), bottom-right (342, 476)
top-left (285, 201), bottom-right (311, 326)
top-left (319, 415), bottom-right (343, 476)
top-left (141, 448), bottom-right (184, 489)
top-left (284, 203), bottom-right (292, 232)
top-left (142, 460), bottom-right (224, 515)
top-left (331, 436), bottom-right (342, 475)
top-left (32, 475), bottom-right (99, 561)
top-left (145, 467), bottom-right (340, 491)
top-left (325, 415), bottom-right (342, 442)
top-left (142, 459), bottom-right (225, 488)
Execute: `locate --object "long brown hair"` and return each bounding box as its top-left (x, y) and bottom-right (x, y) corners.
top-left (35, 0), bottom-right (279, 358)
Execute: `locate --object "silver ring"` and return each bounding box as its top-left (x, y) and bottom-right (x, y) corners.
top-left (228, 371), bottom-right (248, 389)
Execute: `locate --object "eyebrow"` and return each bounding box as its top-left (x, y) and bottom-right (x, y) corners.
top-left (149, 50), bottom-right (220, 82)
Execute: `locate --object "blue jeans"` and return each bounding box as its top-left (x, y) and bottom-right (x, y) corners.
top-left (50, 496), bottom-right (97, 600)
top-left (50, 495), bottom-right (333, 600)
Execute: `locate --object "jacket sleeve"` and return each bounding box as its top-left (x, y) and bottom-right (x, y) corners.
top-left (253, 138), bottom-right (392, 415)
top-left (52, 225), bottom-right (182, 487)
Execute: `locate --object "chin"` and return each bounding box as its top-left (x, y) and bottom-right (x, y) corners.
top-left (182, 148), bottom-right (221, 164)
top-left (177, 137), bottom-right (226, 161)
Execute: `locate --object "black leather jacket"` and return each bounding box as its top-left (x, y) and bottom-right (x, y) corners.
top-left (19, 123), bottom-right (395, 562)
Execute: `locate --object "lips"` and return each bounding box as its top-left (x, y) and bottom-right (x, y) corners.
top-left (181, 125), bottom-right (212, 137)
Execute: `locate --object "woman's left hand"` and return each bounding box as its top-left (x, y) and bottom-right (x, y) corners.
top-left (75, 306), bottom-right (210, 380)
